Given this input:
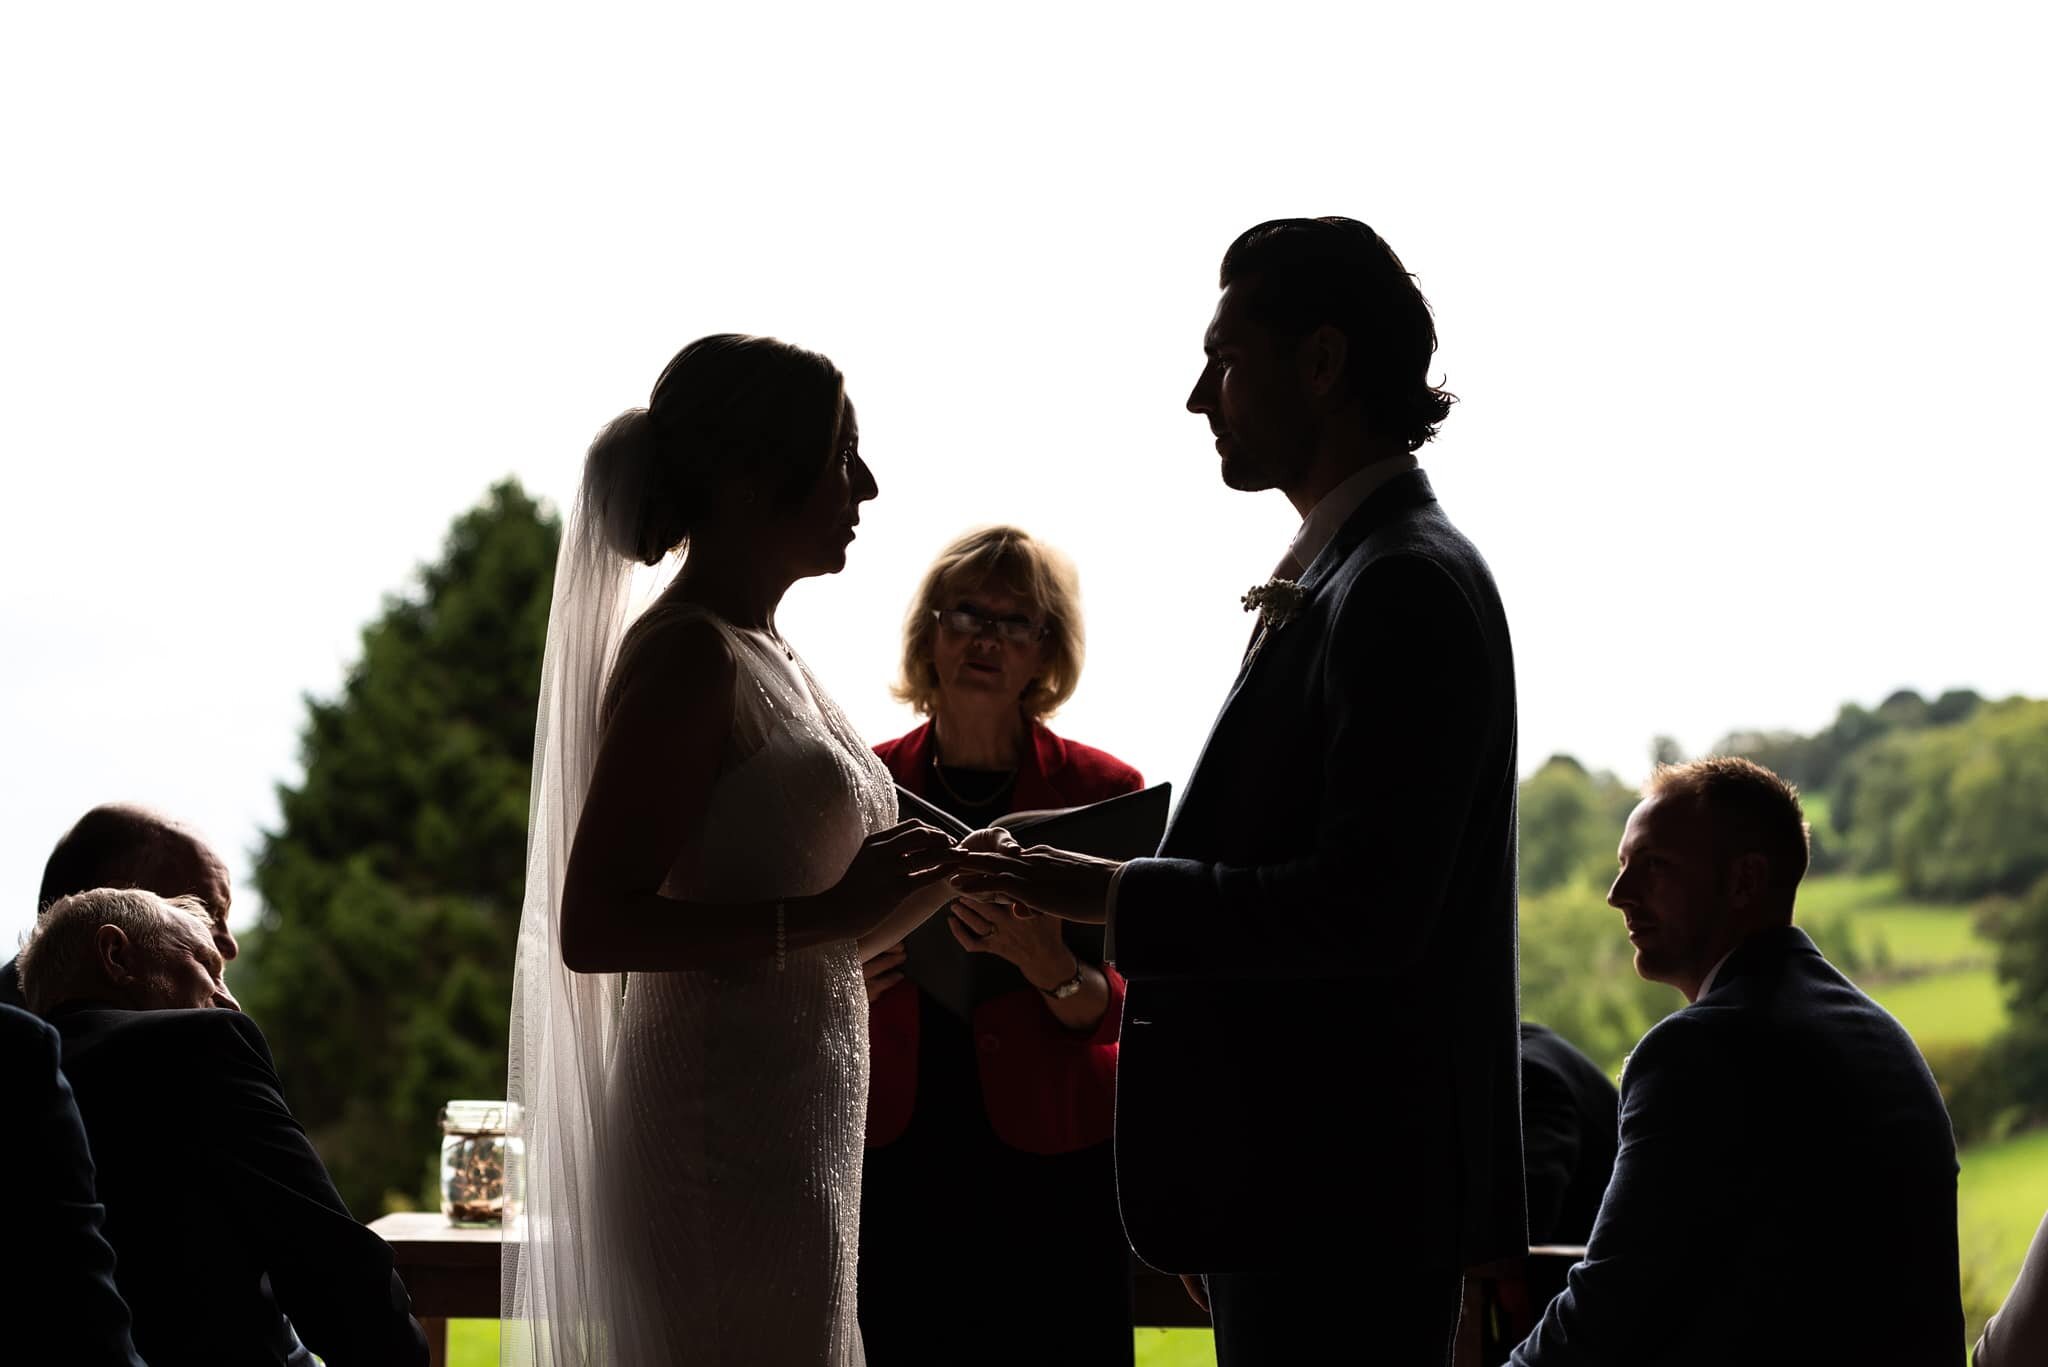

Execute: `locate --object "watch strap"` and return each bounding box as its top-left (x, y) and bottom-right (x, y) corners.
top-left (1040, 962), bottom-right (1085, 999)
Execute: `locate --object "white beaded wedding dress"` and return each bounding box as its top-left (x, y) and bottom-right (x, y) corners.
top-left (504, 511), bottom-right (893, 1366)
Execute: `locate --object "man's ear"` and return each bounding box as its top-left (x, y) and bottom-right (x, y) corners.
top-left (1728, 852), bottom-right (1770, 911)
top-left (1300, 324), bottom-right (1349, 400)
top-left (93, 923), bottom-right (137, 986)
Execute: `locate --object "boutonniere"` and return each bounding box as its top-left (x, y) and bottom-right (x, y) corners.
top-left (1242, 578), bottom-right (1307, 633)
top-left (1238, 578), bottom-right (1306, 672)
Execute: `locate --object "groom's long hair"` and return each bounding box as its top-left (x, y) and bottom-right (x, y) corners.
top-left (1221, 217), bottom-right (1455, 452)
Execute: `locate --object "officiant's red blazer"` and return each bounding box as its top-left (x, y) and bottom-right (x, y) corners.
top-left (867, 720), bottom-right (1141, 1154)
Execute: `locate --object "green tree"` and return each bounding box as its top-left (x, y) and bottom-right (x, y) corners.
top-left (1516, 755), bottom-right (1672, 1070)
top-left (236, 481), bottom-right (558, 1214)
top-left (1992, 875), bottom-right (2048, 1020)
top-left (1519, 881), bottom-right (1677, 1073)
top-left (1714, 688), bottom-right (1980, 798)
top-left (1946, 876), bottom-right (2048, 1143)
top-left (1929, 688), bottom-right (1986, 727)
top-left (1518, 755), bottom-right (1639, 897)
top-left (1836, 699), bottom-right (2048, 899)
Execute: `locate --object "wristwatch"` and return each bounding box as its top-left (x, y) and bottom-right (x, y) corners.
top-left (1040, 960), bottom-right (1085, 1000)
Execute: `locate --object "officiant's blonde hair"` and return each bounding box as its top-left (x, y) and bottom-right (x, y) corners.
top-left (894, 526), bottom-right (1084, 721)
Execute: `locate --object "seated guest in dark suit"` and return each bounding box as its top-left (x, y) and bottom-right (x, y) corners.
top-left (1510, 757), bottom-right (1963, 1366)
top-left (1, 1001), bottom-right (146, 1366)
top-left (1519, 1021), bottom-right (1618, 1247)
top-left (859, 525), bottom-right (1144, 1367)
top-left (17, 888), bottom-right (428, 1367)
top-left (1478, 1022), bottom-right (1622, 1361)
top-left (1, 802), bottom-right (240, 1008)
top-left (1976, 1209), bottom-right (2048, 1366)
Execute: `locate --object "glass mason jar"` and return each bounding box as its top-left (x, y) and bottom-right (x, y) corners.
top-left (439, 1099), bottom-right (512, 1227)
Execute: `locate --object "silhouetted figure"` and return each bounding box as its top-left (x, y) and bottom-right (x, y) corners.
top-left (1510, 758), bottom-right (1963, 1366)
top-left (0, 802), bottom-right (240, 1008)
top-left (1519, 1022), bottom-right (1618, 1246)
top-left (860, 526), bottom-right (1141, 1367)
top-left (1, 1001), bottom-right (145, 1365)
top-left (19, 889), bottom-right (428, 1367)
top-left (1976, 1210), bottom-right (2048, 1365)
top-left (950, 217), bottom-right (1525, 1367)
top-left (506, 335), bottom-right (971, 1364)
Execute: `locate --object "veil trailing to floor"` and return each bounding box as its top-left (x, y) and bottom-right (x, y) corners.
top-left (501, 487), bottom-right (669, 1365)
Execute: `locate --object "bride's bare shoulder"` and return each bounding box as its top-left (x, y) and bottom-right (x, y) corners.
top-left (603, 604), bottom-right (737, 728)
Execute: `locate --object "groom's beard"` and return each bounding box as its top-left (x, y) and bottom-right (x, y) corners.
top-left (1218, 426), bottom-right (1316, 494)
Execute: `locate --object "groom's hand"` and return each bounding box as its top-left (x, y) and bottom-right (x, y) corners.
top-left (948, 845), bottom-right (1121, 924)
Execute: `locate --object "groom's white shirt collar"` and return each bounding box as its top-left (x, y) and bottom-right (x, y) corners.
top-left (1283, 453), bottom-right (1419, 579)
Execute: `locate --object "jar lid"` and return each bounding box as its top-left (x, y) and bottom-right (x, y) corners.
top-left (440, 1099), bottom-right (510, 1133)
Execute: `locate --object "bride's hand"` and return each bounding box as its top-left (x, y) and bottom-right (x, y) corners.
top-left (947, 842), bottom-right (1122, 924)
top-left (961, 826), bottom-right (1023, 855)
top-left (813, 820), bottom-right (964, 941)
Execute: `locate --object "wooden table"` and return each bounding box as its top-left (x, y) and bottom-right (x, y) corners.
top-left (371, 1213), bottom-right (1210, 1363)
top-left (370, 1213), bottom-right (1579, 1365)
top-left (370, 1213), bottom-right (506, 1366)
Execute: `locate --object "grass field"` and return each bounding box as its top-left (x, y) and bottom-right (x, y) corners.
top-left (1961, 1128), bottom-right (2048, 1280)
top-left (1136, 1329), bottom-right (1216, 1365)
top-left (1856, 908), bottom-right (1995, 973)
top-left (1810, 870), bottom-right (2034, 1337)
top-left (1868, 968), bottom-right (2012, 1050)
top-left (450, 1319), bottom-right (494, 1365)
top-left (1803, 872), bottom-right (1993, 972)
top-left (1802, 871), bottom-right (2011, 1050)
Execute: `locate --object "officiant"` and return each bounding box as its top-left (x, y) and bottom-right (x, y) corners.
top-left (859, 525), bottom-right (1144, 1366)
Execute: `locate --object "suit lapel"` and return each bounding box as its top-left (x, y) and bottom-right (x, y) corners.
top-left (1158, 469), bottom-right (1441, 853)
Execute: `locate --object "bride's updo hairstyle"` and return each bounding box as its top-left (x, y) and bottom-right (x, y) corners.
top-left (583, 334), bottom-right (847, 565)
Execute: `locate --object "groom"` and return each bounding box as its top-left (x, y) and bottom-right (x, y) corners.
top-left (954, 217), bottom-right (1525, 1364)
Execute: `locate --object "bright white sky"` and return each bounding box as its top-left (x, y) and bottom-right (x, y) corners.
top-left (3, 2), bottom-right (2043, 951)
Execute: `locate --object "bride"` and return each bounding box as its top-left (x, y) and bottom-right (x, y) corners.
top-left (503, 335), bottom-right (967, 1364)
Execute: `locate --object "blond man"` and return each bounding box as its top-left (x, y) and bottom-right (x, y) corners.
top-left (1511, 759), bottom-right (1964, 1366)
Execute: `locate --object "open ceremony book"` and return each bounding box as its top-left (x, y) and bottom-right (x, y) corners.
top-left (891, 783), bottom-right (1171, 1021)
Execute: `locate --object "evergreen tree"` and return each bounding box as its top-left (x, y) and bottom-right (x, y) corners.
top-left (237, 481), bottom-right (557, 1214)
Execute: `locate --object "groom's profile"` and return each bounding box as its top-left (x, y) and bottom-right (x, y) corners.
top-left (953, 217), bottom-right (1525, 1366)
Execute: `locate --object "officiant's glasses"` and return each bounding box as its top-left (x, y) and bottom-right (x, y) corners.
top-left (932, 607), bottom-right (1049, 645)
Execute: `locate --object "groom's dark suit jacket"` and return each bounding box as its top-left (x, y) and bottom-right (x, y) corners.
top-left (51, 1003), bottom-right (429, 1367)
top-left (1510, 926), bottom-right (1963, 1366)
top-left (1112, 468), bottom-right (1526, 1274)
